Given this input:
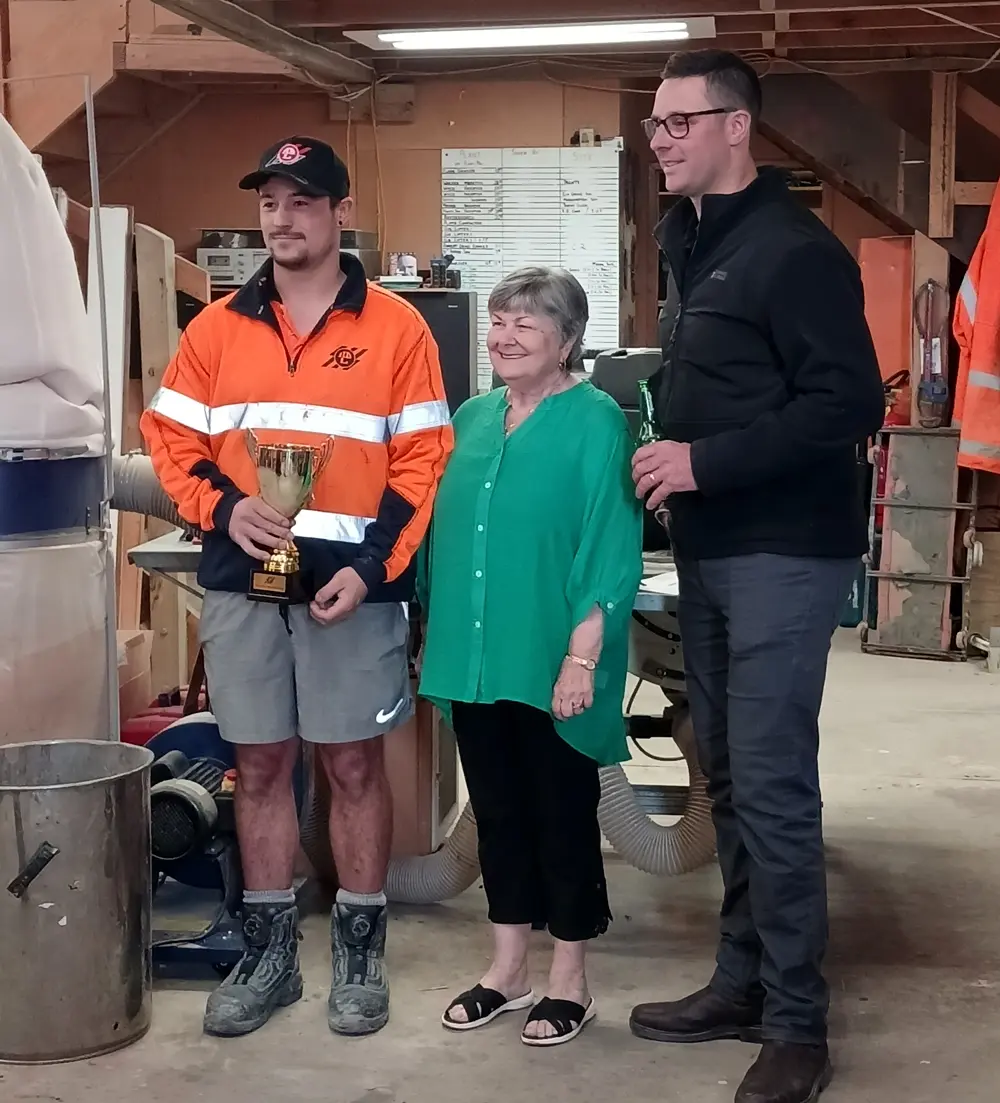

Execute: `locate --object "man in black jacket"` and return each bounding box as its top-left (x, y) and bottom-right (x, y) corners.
top-left (629, 50), bottom-right (885, 1103)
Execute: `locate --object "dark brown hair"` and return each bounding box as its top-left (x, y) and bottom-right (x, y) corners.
top-left (660, 49), bottom-right (762, 121)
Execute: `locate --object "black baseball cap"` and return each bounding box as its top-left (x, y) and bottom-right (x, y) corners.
top-left (238, 135), bottom-right (350, 200)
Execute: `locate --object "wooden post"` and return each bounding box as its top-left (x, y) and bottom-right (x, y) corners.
top-left (135, 223), bottom-right (188, 697)
top-left (0, 0), bottom-right (10, 120)
top-left (929, 72), bottom-right (957, 240)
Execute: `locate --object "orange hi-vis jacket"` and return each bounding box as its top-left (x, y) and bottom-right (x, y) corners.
top-left (953, 181), bottom-right (1000, 474)
top-left (140, 254), bottom-right (454, 601)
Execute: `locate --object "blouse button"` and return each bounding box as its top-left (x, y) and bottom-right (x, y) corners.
top-left (475, 570), bottom-right (483, 578)
top-left (474, 620), bottom-right (481, 629)
top-left (607, 601), bottom-right (615, 610)
top-left (484, 481), bottom-right (492, 488)
top-left (477, 524), bottom-right (484, 532)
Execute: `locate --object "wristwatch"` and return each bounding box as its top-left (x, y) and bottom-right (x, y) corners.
top-left (566, 653), bottom-right (597, 671)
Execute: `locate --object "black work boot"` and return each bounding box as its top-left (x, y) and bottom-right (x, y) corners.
top-left (736, 1042), bottom-right (833, 1103)
top-left (203, 902), bottom-right (303, 1037)
top-left (630, 984), bottom-right (763, 1044)
top-left (327, 900), bottom-right (390, 1036)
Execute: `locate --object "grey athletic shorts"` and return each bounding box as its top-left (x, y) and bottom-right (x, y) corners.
top-left (199, 590), bottom-right (414, 745)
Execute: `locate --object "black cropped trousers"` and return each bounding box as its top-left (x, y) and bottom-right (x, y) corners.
top-left (451, 699), bottom-right (611, 943)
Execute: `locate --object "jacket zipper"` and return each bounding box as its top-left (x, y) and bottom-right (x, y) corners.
top-left (279, 304), bottom-right (339, 375)
top-left (663, 223), bottom-right (701, 414)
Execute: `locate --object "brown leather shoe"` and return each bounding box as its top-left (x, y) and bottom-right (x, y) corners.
top-left (735, 1041), bottom-right (833, 1103)
top-left (630, 984), bottom-right (763, 1044)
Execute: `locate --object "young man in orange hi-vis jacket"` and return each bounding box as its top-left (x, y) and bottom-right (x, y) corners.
top-left (140, 136), bottom-right (453, 1041)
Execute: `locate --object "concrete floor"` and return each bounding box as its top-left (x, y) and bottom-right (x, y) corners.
top-left (5, 630), bottom-right (1000, 1102)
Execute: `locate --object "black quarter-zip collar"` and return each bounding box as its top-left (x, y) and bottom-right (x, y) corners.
top-left (654, 165), bottom-right (792, 279)
top-left (226, 250), bottom-right (369, 326)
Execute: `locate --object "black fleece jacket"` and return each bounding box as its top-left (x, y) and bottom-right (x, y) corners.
top-left (650, 168), bottom-right (886, 561)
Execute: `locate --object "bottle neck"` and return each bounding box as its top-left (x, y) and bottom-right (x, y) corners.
top-left (638, 383), bottom-right (656, 424)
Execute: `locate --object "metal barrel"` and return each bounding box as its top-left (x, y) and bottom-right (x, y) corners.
top-left (0, 740), bottom-right (154, 1064)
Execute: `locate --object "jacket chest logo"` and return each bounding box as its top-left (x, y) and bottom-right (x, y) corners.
top-left (324, 346), bottom-right (368, 370)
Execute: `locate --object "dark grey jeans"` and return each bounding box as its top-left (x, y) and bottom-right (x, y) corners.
top-left (675, 553), bottom-right (858, 1045)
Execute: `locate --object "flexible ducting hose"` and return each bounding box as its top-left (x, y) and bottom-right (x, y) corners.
top-left (109, 457), bottom-right (716, 893)
top-left (111, 452), bottom-right (184, 528)
top-left (598, 709), bottom-right (716, 875)
top-left (385, 801), bottom-right (481, 905)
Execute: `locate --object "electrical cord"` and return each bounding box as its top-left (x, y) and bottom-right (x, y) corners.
top-left (151, 841), bottom-right (239, 951)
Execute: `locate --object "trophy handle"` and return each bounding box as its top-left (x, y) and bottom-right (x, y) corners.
top-left (245, 428), bottom-right (260, 464)
top-left (303, 437), bottom-right (334, 509)
top-left (314, 436), bottom-right (334, 477)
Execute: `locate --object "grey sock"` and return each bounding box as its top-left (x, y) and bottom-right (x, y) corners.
top-left (336, 888), bottom-right (387, 908)
top-left (244, 888), bottom-right (296, 906)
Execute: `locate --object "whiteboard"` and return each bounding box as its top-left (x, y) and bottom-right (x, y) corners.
top-left (442, 143), bottom-right (622, 392)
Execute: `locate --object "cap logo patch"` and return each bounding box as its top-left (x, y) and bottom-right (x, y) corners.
top-left (268, 142), bottom-right (311, 167)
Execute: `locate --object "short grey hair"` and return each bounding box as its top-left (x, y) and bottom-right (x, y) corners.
top-left (488, 266), bottom-right (590, 366)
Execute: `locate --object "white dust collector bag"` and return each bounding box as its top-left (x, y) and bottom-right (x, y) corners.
top-left (0, 539), bottom-right (110, 744)
top-left (0, 113), bottom-right (103, 454)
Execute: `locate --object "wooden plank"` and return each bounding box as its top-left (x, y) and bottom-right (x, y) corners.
top-left (955, 180), bottom-right (997, 205)
top-left (759, 72), bottom-right (981, 261)
top-left (175, 255), bottom-right (211, 303)
top-left (0, 0), bottom-right (11, 120)
top-left (65, 200), bottom-right (213, 306)
top-left (957, 84), bottom-right (1000, 140)
top-left (116, 379), bottom-right (147, 631)
top-left (135, 223), bottom-right (188, 696)
top-left (64, 197), bottom-right (91, 241)
top-left (929, 72), bottom-right (957, 239)
top-left (149, 0), bottom-right (373, 82)
top-left (122, 34), bottom-right (297, 76)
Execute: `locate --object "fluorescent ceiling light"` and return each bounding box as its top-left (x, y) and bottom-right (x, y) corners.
top-left (344, 20), bottom-right (716, 52)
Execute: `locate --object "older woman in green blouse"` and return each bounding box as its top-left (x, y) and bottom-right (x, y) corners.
top-left (417, 266), bottom-right (643, 1048)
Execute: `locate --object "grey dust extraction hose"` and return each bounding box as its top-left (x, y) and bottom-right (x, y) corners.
top-left (111, 456), bottom-right (717, 897)
top-left (111, 452), bottom-right (184, 528)
top-left (597, 709), bottom-right (716, 875)
top-left (384, 801), bottom-right (481, 905)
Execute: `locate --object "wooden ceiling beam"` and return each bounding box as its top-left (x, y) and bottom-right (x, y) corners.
top-left (152, 0), bottom-right (374, 83)
top-left (119, 34), bottom-right (298, 76)
top-left (758, 71), bottom-right (983, 259)
top-left (296, 7), bottom-right (1000, 34)
top-left (255, 0), bottom-right (1000, 21)
top-left (929, 71), bottom-right (957, 238)
top-left (315, 26), bottom-right (1000, 52)
top-left (958, 83), bottom-right (1000, 139)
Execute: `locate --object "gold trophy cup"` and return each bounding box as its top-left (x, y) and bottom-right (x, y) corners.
top-left (245, 429), bottom-right (334, 603)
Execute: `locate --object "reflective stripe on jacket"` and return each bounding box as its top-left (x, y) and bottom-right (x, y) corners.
top-left (953, 181), bottom-right (1000, 473)
top-left (139, 253), bottom-right (454, 600)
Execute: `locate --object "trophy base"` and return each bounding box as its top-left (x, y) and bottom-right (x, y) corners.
top-left (247, 567), bottom-right (308, 605)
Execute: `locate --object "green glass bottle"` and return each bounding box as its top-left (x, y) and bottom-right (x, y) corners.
top-left (636, 379), bottom-right (662, 445)
top-left (636, 379), bottom-right (671, 531)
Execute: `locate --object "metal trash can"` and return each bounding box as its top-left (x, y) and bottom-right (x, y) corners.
top-left (0, 740), bottom-right (154, 1063)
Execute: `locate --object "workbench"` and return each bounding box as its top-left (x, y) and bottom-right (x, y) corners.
top-left (128, 530), bottom-right (679, 611)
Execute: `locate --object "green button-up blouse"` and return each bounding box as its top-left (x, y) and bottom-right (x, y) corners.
top-left (417, 380), bottom-right (643, 766)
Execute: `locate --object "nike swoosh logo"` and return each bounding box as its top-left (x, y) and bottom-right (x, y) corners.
top-left (376, 698), bottom-right (406, 725)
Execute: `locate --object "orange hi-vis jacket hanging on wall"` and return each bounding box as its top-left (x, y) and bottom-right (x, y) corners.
top-left (140, 254), bottom-right (454, 603)
top-left (953, 181), bottom-right (1000, 474)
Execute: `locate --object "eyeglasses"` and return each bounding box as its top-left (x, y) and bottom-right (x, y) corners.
top-left (641, 109), bottom-right (730, 141)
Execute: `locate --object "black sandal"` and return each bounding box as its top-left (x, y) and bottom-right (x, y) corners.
top-left (441, 984), bottom-right (535, 1031)
top-left (521, 996), bottom-right (596, 1047)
